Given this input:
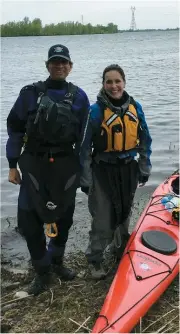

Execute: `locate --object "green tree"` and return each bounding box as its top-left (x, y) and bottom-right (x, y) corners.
top-left (1, 17), bottom-right (120, 37)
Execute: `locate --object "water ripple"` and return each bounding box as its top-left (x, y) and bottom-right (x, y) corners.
top-left (1, 31), bottom-right (179, 217)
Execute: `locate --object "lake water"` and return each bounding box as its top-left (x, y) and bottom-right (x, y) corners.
top-left (1, 31), bottom-right (179, 218)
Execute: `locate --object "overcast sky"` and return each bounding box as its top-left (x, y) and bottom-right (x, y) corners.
top-left (1, 0), bottom-right (179, 30)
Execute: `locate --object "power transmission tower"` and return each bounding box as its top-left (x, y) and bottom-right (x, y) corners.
top-left (130, 6), bottom-right (137, 31)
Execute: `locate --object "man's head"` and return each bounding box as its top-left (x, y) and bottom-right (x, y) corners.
top-left (46, 44), bottom-right (73, 80)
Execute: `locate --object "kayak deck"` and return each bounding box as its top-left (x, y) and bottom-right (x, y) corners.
top-left (92, 176), bottom-right (179, 333)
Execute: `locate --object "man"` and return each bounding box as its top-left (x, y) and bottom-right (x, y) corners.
top-left (6, 44), bottom-right (90, 295)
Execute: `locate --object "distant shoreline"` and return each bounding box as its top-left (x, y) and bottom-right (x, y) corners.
top-left (1, 16), bottom-right (178, 38)
top-left (1, 28), bottom-right (179, 38)
top-left (120, 28), bottom-right (179, 32)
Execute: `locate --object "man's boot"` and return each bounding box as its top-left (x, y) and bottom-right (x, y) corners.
top-left (27, 266), bottom-right (51, 296)
top-left (52, 257), bottom-right (76, 280)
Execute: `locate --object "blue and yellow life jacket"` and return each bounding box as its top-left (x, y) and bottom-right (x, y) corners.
top-left (94, 99), bottom-right (140, 152)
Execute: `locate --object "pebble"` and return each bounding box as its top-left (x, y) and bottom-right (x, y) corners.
top-left (8, 268), bottom-right (28, 275)
top-left (77, 270), bottom-right (86, 278)
top-left (15, 291), bottom-right (29, 298)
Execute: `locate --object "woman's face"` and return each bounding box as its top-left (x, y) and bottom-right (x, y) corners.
top-left (47, 58), bottom-right (72, 80)
top-left (103, 70), bottom-right (125, 99)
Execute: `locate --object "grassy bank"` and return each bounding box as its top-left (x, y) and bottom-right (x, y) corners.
top-left (1, 252), bottom-right (179, 333)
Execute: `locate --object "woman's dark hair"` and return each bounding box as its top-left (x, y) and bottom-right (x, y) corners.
top-left (102, 64), bottom-right (126, 83)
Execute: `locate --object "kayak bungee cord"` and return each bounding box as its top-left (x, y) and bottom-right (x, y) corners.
top-left (98, 264), bottom-right (179, 333)
top-left (128, 250), bottom-right (172, 280)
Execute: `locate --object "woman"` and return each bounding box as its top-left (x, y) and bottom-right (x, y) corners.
top-left (80, 64), bottom-right (152, 279)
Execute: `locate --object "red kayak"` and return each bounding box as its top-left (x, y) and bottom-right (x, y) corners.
top-left (92, 173), bottom-right (179, 333)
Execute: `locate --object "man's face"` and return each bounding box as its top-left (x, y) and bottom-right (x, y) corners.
top-left (47, 58), bottom-right (72, 80)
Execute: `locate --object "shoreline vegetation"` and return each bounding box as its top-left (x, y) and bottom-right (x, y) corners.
top-left (1, 17), bottom-right (179, 37)
top-left (1, 255), bottom-right (179, 333)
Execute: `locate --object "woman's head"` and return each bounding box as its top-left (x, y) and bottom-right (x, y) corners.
top-left (102, 64), bottom-right (126, 99)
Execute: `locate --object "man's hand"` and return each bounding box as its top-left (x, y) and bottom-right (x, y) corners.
top-left (139, 174), bottom-right (149, 187)
top-left (8, 168), bottom-right (21, 185)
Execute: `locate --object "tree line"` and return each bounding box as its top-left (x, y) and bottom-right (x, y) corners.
top-left (1, 17), bottom-right (118, 37)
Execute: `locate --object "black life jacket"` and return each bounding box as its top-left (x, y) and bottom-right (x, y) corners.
top-left (25, 81), bottom-right (79, 152)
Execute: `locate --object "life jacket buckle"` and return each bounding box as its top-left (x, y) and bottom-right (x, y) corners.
top-left (46, 222), bottom-right (58, 237)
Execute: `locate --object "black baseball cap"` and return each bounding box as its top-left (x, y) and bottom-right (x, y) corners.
top-left (47, 44), bottom-right (72, 63)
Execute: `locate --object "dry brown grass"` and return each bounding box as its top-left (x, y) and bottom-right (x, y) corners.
top-left (1, 252), bottom-right (179, 333)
